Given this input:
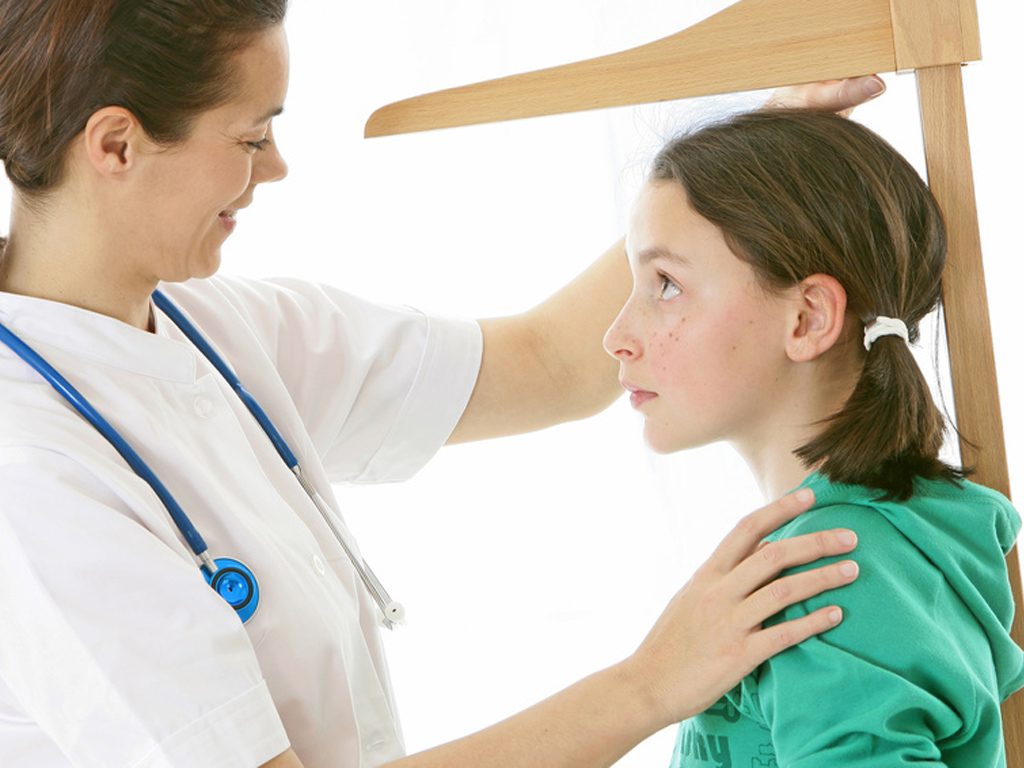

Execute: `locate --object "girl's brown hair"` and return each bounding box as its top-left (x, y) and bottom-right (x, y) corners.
top-left (0, 0), bottom-right (287, 251)
top-left (651, 108), bottom-right (965, 500)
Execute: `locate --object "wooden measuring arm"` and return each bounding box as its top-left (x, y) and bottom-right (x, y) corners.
top-left (365, 0), bottom-right (979, 138)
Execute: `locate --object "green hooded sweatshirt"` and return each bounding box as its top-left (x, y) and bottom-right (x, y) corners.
top-left (669, 472), bottom-right (1024, 767)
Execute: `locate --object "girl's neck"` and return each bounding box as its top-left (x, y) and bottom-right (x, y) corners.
top-left (737, 440), bottom-right (817, 502)
top-left (732, 350), bottom-right (861, 502)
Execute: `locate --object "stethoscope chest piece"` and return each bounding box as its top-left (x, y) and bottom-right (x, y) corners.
top-left (204, 558), bottom-right (260, 624)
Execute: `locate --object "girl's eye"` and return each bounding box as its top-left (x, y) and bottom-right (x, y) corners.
top-left (245, 138), bottom-right (272, 153)
top-left (658, 274), bottom-right (682, 300)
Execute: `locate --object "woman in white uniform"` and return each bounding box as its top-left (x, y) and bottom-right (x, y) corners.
top-left (0, 2), bottom-right (880, 766)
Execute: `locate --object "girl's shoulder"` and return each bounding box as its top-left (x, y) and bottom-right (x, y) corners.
top-left (757, 472), bottom-right (1020, 673)
top-left (738, 473), bottom-right (1024, 738)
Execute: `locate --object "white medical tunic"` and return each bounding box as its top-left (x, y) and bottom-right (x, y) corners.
top-left (0, 275), bottom-right (483, 768)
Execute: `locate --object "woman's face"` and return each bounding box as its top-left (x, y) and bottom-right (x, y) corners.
top-left (125, 25), bottom-right (290, 283)
top-left (603, 180), bottom-right (797, 454)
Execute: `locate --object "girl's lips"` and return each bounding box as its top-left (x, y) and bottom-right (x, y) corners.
top-left (621, 380), bottom-right (658, 409)
top-left (629, 390), bottom-right (657, 408)
top-left (218, 211), bottom-right (237, 233)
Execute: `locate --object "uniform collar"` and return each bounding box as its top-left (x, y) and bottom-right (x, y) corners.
top-left (0, 289), bottom-right (198, 384)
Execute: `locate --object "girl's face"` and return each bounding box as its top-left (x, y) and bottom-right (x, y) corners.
top-left (603, 180), bottom-right (798, 454)
top-left (124, 25), bottom-right (290, 283)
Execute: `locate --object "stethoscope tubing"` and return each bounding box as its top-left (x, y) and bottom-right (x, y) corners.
top-left (0, 320), bottom-right (211, 559)
top-left (152, 291), bottom-right (299, 469)
top-left (153, 291), bottom-right (402, 623)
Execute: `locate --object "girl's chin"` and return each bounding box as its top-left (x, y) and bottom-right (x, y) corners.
top-left (642, 424), bottom-right (686, 455)
top-left (642, 422), bottom-right (713, 455)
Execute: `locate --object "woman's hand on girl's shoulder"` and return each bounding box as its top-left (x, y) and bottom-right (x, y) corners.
top-left (624, 488), bottom-right (860, 727)
top-left (764, 75), bottom-right (886, 116)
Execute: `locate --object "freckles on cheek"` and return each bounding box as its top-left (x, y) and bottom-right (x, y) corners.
top-left (650, 319), bottom-right (687, 378)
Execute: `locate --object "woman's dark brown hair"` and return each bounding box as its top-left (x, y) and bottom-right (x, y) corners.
top-left (651, 108), bottom-right (965, 500)
top-left (0, 0), bottom-right (288, 250)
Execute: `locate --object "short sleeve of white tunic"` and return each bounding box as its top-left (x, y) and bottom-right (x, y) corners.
top-left (0, 275), bottom-right (483, 768)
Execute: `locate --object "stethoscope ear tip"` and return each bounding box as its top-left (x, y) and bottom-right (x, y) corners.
top-left (382, 601), bottom-right (406, 628)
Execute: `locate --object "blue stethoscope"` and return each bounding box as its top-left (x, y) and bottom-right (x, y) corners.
top-left (0, 290), bottom-right (405, 629)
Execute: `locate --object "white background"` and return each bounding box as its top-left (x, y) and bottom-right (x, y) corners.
top-left (3, 1), bottom-right (1022, 764)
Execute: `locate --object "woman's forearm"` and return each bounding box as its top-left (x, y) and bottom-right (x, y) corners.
top-left (447, 237), bottom-right (630, 444)
top-left (524, 236), bottom-right (631, 422)
top-left (385, 657), bottom-right (666, 768)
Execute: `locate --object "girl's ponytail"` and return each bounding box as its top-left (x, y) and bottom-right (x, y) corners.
top-left (794, 326), bottom-right (963, 500)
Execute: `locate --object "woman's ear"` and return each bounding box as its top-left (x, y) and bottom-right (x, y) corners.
top-left (81, 107), bottom-right (143, 179)
top-left (785, 273), bottom-right (848, 362)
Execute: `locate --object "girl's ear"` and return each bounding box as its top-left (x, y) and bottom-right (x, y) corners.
top-left (785, 273), bottom-right (848, 362)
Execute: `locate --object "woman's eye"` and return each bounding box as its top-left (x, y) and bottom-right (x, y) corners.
top-left (245, 138), bottom-right (272, 153)
top-left (658, 274), bottom-right (681, 300)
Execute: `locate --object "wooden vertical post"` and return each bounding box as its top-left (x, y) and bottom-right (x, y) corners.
top-left (915, 63), bottom-right (1022, 767)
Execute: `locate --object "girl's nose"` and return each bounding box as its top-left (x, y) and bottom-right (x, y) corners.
top-left (603, 307), bottom-right (641, 361)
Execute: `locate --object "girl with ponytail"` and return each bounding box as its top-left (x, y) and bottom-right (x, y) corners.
top-left (604, 108), bottom-right (1024, 766)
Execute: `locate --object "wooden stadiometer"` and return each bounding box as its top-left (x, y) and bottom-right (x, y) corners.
top-left (366, 0), bottom-right (1022, 762)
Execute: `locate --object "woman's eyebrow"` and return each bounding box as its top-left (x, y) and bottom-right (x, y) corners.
top-left (637, 247), bottom-right (691, 268)
top-left (251, 105), bottom-right (285, 126)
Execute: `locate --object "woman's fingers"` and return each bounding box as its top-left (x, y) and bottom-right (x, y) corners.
top-left (708, 488), bottom-right (816, 573)
top-left (627, 547), bottom-right (857, 726)
top-left (763, 75), bottom-right (886, 115)
top-left (626, 489), bottom-right (866, 726)
top-left (746, 605), bottom-right (849, 662)
top-left (832, 75), bottom-right (886, 113)
top-left (739, 552), bottom-right (859, 630)
top-left (727, 526), bottom-right (858, 602)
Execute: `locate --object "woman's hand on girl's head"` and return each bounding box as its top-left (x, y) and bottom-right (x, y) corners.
top-left (764, 75), bottom-right (886, 116)
top-left (623, 488), bottom-right (860, 727)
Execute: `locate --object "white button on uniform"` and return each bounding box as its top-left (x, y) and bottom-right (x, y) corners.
top-left (193, 397), bottom-right (213, 418)
top-left (312, 555), bottom-right (326, 576)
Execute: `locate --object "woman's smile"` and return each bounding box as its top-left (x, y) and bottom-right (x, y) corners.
top-left (218, 211), bottom-right (238, 233)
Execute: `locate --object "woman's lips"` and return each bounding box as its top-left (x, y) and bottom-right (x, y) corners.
top-left (219, 211), bottom-right (237, 233)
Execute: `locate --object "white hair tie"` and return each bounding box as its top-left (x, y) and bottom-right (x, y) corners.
top-left (863, 316), bottom-right (910, 351)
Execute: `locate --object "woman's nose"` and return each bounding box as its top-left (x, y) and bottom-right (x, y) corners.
top-left (256, 126), bottom-right (288, 184)
top-left (259, 146), bottom-right (288, 184)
